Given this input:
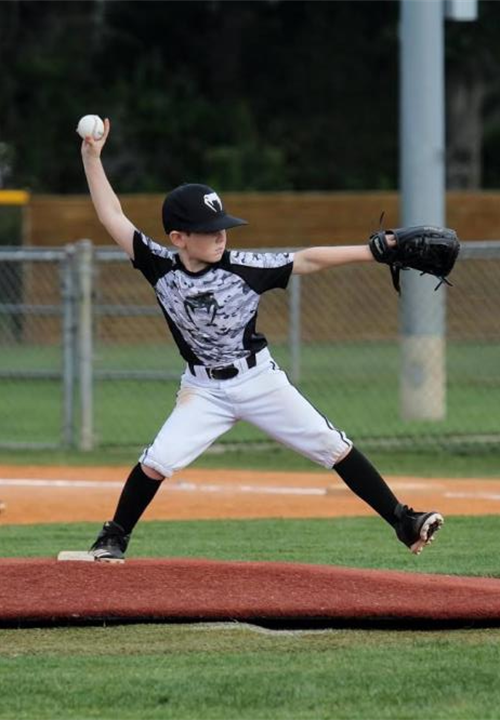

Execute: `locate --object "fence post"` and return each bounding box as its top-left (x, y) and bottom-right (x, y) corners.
top-left (288, 273), bottom-right (301, 383)
top-left (61, 244), bottom-right (77, 447)
top-left (76, 239), bottom-right (94, 450)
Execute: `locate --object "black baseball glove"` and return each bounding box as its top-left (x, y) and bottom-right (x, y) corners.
top-left (369, 226), bottom-right (460, 293)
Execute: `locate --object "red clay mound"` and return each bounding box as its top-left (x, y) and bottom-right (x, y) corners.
top-left (1, 558), bottom-right (500, 629)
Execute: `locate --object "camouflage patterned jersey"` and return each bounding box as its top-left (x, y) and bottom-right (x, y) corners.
top-left (132, 230), bottom-right (295, 366)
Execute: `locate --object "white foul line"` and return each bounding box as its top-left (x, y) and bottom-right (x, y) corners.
top-left (444, 491), bottom-right (500, 501)
top-left (0, 478), bottom-right (123, 489)
top-left (1, 478), bottom-right (497, 500)
top-left (0, 478), bottom-right (325, 496)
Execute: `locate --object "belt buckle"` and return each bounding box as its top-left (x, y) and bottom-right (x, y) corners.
top-left (208, 365), bottom-right (239, 380)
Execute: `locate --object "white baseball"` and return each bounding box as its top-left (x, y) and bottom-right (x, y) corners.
top-left (76, 114), bottom-right (105, 140)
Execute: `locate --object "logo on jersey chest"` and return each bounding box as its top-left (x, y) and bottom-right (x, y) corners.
top-left (183, 292), bottom-right (221, 326)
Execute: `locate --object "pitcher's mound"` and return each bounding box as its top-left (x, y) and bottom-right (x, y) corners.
top-left (1, 558), bottom-right (500, 628)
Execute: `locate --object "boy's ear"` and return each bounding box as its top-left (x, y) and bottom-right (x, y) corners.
top-left (169, 231), bottom-right (184, 248)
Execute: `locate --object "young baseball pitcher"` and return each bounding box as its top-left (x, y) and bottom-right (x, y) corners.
top-left (81, 118), bottom-right (445, 561)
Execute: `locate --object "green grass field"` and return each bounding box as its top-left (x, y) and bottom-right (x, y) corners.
top-left (1, 625), bottom-right (499, 720)
top-left (1, 517), bottom-right (500, 720)
top-left (2, 515), bottom-right (500, 575)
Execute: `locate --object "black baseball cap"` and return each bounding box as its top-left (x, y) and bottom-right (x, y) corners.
top-left (162, 183), bottom-right (248, 234)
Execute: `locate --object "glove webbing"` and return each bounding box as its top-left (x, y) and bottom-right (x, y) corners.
top-left (390, 264), bottom-right (453, 294)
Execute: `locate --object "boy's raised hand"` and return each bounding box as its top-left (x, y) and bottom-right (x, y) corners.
top-left (81, 117), bottom-right (110, 159)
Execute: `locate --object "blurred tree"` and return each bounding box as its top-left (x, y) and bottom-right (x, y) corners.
top-left (1, 0), bottom-right (499, 193)
top-left (0, 0), bottom-right (399, 192)
top-left (0, 1), bottom-right (111, 190)
top-left (445, 1), bottom-right (500, 189)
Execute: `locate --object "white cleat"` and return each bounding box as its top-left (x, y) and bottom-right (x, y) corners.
top-left (394, 504), bottom-right (444, 555)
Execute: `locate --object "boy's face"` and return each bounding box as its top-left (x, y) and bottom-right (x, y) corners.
top-left (171, 230), bottom-right (227, 264)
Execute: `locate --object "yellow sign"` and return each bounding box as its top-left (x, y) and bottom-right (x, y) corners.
top-left (0, 190), bottom-right (30, 206)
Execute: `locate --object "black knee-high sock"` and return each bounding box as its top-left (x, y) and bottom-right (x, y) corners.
top-left (112, 463), bottom-right (163, 534)
top-left (334, 446), bottom-right (399, 525)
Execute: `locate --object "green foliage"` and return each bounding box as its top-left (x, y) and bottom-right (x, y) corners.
top-left (0, 1), bottom-right (400, 193)
top-left (0, 206), bottom-right (22, 246)
top-left (3, 1), bottom-right (500, 193)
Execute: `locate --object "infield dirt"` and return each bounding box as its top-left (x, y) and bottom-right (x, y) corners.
top-left (0, 465), bottom-right (498, 524)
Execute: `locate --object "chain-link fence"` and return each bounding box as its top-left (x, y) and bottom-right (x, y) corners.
top-left (0, 241), bottom-right (498, 453)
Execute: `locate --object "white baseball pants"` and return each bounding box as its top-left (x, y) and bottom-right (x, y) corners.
top-left (140, 348), bottom-right (352, 478)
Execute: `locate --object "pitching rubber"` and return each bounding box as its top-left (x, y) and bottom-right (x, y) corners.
top-left (57, 551), bottom-right (124, 564)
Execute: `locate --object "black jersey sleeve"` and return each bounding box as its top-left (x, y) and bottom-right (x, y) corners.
top-left (226, 251), bottom-right (295, 294)
top-left (131, 230), bottom-right (175, 286)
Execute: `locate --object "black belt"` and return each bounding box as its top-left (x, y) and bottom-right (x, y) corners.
top-left (189, 353), bottom-right (257, 380)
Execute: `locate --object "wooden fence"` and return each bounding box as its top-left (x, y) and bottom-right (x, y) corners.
top-left (25, 191), bottom-right (500, 248)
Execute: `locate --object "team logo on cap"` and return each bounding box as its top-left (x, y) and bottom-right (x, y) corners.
top-left (203, 192), bottom-right (223, 213)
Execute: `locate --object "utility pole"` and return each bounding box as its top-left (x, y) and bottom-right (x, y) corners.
top-left (399, 0), bottom-right (477, 421)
